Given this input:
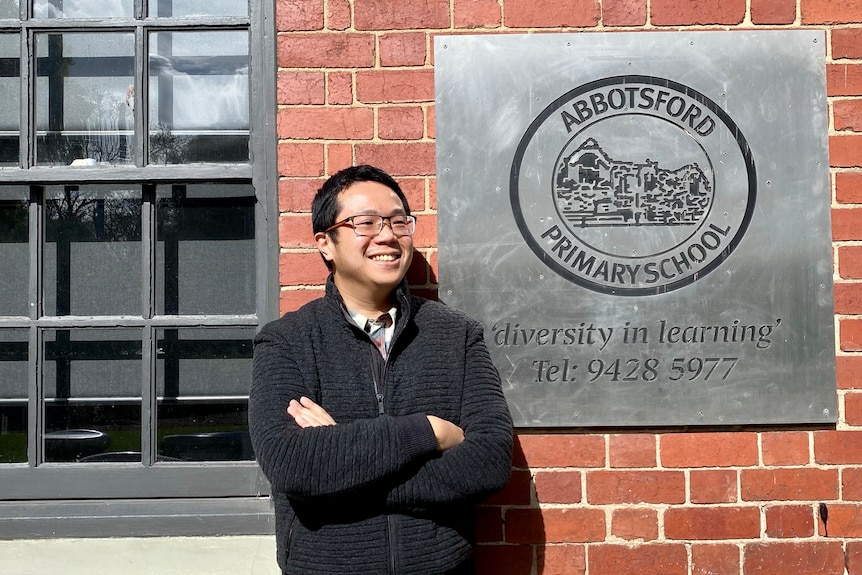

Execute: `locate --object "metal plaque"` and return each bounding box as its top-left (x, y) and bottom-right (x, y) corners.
top-left (435, 31), bottom-right (836, 427)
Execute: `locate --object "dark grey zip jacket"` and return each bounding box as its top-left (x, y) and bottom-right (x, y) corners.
top-left (249, 277), bottom-right (513, 575)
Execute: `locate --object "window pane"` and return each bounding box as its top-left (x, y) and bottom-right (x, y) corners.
top-left (149, 31), bottom-right (249, 164)
top-left (156, 327), bottom-right (253, 461)
top-left (0, 186), bottom-right (28, 316)
top-left (0, 34), bottom-right (19, 166)
top-left (44, 328), bottom-right (142, 463)
top-left (33, 0), bottom-right (133, 19)
top-left (150, 0), bottom-right (247, 17)
top-left (35, 33), bottom-right (135, 166)
top-left (156, 183), bottom-right (255, 315)
top-left (44, 186), bottom-right (141, 316)
top-left (0, 329), bottom-right (27, 464)
top-left (0, 0), bottom-right (18, 18)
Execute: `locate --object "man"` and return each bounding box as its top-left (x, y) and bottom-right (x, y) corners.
top-left (249, 165), bottom-right (513, 575)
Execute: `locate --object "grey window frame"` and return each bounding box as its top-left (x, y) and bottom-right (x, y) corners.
top-left (0, 0), bottom-right (277, 538)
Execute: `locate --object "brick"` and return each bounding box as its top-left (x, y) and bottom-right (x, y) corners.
top-left (587, 470), bottom-right (686, 505)
top-left (815, 430), bottom-right (862, 463)
top-left (741, 468), bottom-right (839, 501)
top-left (279, 215), bottom-right (314, 248)
top-left (846, 468), bottom-right (862, 500)
top-left (277, 142), bottom-right (324, 177)
top-left (354, 0), bottom-right (449, 30)
top-left (835, 280), bottom-right (862, 314)
top-left (589, 544), bottom-right (688, 575)
top-left (534, 470), bottom-right (582, 503)
top-left (326, 0), bottom-right (351, 30)
top-left (750, 0), bottom-right (796, 24)
top-left (651, 0), bottom-right (745, 25)
top-left (325, 143), bottom-right (353, 174)
top-left (327, 72), bottom-right (353, 105)
top-left (691, 543), bottom-right (740, 575)
top-left (802, 0), bottom-right (862, 24)
top-left (665, 506), bottom-right (760, 540)
top-left (603, 0), bottom-right (647, 26)
top-left (354, 142), bottom-right (436, 177)
top-left (277, 33), bottom-right (374, 68)
top-left (842, 318), bottom-right (862, 352)
top-left (537, 545), bottom-right (586, 575)
top-left (279, 287), bottom-right (323, 314)
top-left (426, 105), bottom-right (435, 139)
top-left (279, 251), bottom-right (329, 285)
top-left (278, 178), bottom-right (323, 213)
top-left (277, 71), bottom-right (325, 105)
top-left (839, 246), bottom-right (862, 279)
top-left (474, 544), bottom-right (532, 575)
top-left (504, 0), bottom-right (600, 28)
top-left (428, 250), bottom-right (438, 283)
top-left (847, 392), bottom-right (862, 426)
top-left (833, 28), bottom-right (862, 59)
top-left (822, 503), bottom-right (862, 537)
top-left (412, 212), bottom-right (436, 249)
top-left (743, 541), bottom-right (845, 574)
top-left (836, 171), bottom-right (862, 203)
top-left (830, 134), bottom-right (862, 167)
top-left (762, 431), bottom-right (810, 466)
top-left (398, 178), bottom-right (426, 212)
top-left (277, 107), bottom-right (373, 140)
top-left (453, 0), bottom-right (502, 28)
top-left (765, 505), bottom-right (815, 538)
top-left (475, 506), bottom-right (503, 543)
top-left (609, 433), bottom-right (656, 468)
top-left (356, 69), bottom-right (435, 103)
top-left (276, 0), bottom-right (324, 31)
top-left (660, 432), bottom-right (757, 467)
top-left (513, 434), bottom-right (605, 468)
top-left (379, 32), bottom-right (427, 67)
top-left (835, 99), bottom-right (862, 131)
top-left (848, 541), bottom-right (862, 575)
top-left (690, 469), bottom-right (737, 504)
top-left (838, 355), bottom-right (862, 390)
top-left (833, 207), bottom-right (862, 240)
top-left (828, 64), bottom-right (862, 97)
top-left (611, 507), bottom-right (658, 541)
top-left (505, 508), bottom-right (606, 544)
top-left (484, 469), bottom-right (532, 506)
top-left (378, 106), bottom-right (425, 140)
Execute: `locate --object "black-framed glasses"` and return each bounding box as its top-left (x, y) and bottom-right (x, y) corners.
top-left (323, 215), bottom-right (416, 237)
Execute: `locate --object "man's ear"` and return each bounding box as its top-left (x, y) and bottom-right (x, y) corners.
top-left (315, 232), bottom-right (334, 264)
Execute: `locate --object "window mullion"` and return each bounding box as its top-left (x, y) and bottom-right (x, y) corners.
top-left (28, 186), bottom-right (44, 467)
top-left (136, 24), bottom-right (146, 167)
top-left (142, 184), bottom-right (156, 465)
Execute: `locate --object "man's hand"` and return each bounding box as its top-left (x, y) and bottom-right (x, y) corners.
top-left (426, 415), bottom-right (464, 451)
top-left (288, 396), bottom-right (337, 428)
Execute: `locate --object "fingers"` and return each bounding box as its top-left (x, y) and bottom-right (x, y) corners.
top-left (287, 396), bottom-right (337, 428)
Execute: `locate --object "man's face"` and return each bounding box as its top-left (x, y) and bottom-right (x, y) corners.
top-left (315, 180), bottom-right (414, 301)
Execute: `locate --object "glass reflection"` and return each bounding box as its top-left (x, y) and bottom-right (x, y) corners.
top-left (156, 327), bottom-right (253, 461)
top-left (35, 32), bottom-right (135, 166)
top-left (156, 183), bottom-right (255, 315)
top-left (43, 328), bottom-right (142, 463)
top-left (0, 186), bottom-right (28, 316)
top-left (0, 33), bottom-right (19, 165)
top-left (0, 0), bottom-right (18, 18)
top-left (44, 186), bottom-right (141, 316)
top-left (148, 31), bottom-right (249, 163)
top-left (33, 0), bottom-right (133, 19)
top-left (150, 0), bottom-right (247, 17)
top-left (0, 329), bottom-right (27, 464)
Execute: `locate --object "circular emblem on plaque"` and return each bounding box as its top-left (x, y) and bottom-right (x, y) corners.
top-left (510, 75), bottom-right (756, 296)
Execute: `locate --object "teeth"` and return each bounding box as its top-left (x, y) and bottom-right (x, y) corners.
top-left (371, 254), bottom-right (397, 262)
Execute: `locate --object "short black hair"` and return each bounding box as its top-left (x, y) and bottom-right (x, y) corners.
top-left (312, 165), bottom-right (412, 270)
top-left (312, 165), bottom-right (411, 234)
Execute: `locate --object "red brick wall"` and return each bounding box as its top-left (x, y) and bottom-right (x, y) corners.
top-left (275, 1), bottom-right (862, 573)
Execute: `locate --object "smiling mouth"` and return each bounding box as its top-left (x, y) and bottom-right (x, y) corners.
top-left (370, 254), bottom-right (399, 262)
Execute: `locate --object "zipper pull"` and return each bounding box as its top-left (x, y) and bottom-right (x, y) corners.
top-left (376, 393), bottom-right (385, 415)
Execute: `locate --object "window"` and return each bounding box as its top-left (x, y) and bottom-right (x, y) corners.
top-left (0, 0), bottom-right (276, 535)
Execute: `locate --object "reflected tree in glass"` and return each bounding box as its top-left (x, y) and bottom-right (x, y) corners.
top-left (0, 186), bottom-right (28, 316)
top-left (33, 0), bottom-right (133, 19)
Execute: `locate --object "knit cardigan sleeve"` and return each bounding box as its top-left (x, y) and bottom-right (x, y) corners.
top-left (248, 326), bottom-right (439, 499)
top-left (384, 320), bottom-right (513, 510)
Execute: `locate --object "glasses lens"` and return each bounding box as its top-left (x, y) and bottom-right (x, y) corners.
top-left (351, 216), bottom-right (382, 236)
top-left (390, 216), bottom-right (415, 236)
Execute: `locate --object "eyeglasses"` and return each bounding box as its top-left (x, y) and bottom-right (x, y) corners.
top-left (323, 215), bottom-right (417, 237)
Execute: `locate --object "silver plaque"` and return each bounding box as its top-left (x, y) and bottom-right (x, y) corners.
top-left (435, 31), bottom-right (836, 427)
